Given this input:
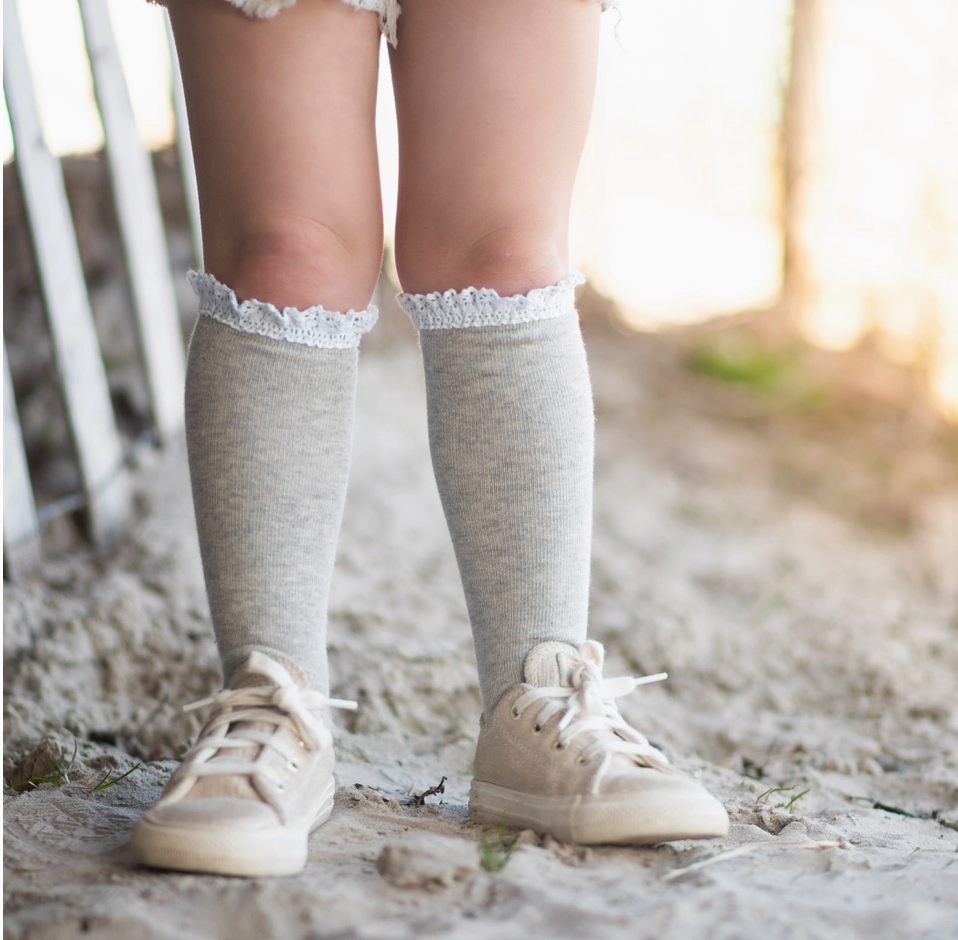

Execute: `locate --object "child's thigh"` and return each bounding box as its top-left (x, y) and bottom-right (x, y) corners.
top-left (167, 0), bottom-right (384, 308)
top-left (389, 0), bottom-right (602, 294)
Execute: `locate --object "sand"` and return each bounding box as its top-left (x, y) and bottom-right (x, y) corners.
top-left (4, 312), bottom-right (958, 940)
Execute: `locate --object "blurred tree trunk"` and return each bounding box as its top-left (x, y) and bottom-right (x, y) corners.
top-left (779, 0), bottom-right (820, 327)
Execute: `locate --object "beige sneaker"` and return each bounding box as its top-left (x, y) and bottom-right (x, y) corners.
top-left (469, 640), bottom-right (729, 844)
top-left (131, 651), bottom-right (356, 876)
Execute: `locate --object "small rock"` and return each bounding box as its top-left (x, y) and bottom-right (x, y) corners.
top-left (757, 807), bottom-right (800, 835)
top-left (7, 739), bottom-right (68, 791)
top-left (777, 820), bottom-right (809, 839)
top-left (376, 831), bottom-right (479, 888)
top-left (859, 757), bottom-right (884, 776)
top-left (514, 829), bottom-right (539, 847)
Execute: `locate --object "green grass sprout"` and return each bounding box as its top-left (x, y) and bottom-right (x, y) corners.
top-left (687, 336), bottom-right (824, 407)
top-left (88, 763), bottom-right (142, 792)
top-left (5, 739), bottom-right (79, 792)
top-left (479, 822), bottom-right (518, 873)
top-left (756, 783), bottom-right (810, 811)
top-left (782, 788), bottom-right (810, 810)
top-left (756, 784), bottom-right (796, 803)
top-left (6, 739), bottom-right (141, 795)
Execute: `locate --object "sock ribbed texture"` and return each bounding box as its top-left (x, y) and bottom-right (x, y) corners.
top-left (398, 273), bottom-right (593, 713)
top-left (184, 272), bottom-right (377, 693)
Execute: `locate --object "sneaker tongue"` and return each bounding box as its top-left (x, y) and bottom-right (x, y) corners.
top-left (523, 641), bottom-right (581, 687)
top-left (229, 653), bottom-right (306, 690)
top-left (189, 654), bottom-right (305, 803)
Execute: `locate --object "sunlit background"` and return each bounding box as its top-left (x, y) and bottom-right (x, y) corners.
top-left (4, 0), bottom-right (957, 419)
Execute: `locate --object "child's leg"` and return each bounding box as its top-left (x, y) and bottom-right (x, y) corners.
top-left (390, 0), bottom-right (728, 843)
top-left (132, 0), bottom-right (384, 874)
top-left (167, 0), bottom-right (383, 693)
top-left (390, 0), bottom-right (601, 712)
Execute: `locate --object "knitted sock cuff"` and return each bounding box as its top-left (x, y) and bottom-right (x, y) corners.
top-left (397, 271), bottom-right (585, 331)
top-left (189, 271), bottom-right (378, 350)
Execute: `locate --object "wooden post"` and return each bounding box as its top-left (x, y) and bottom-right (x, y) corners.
top-left (3, 0), bottom-right (131, 550)
top-left (3, 344), bottom-right (43, 580)
top-left (779, 0), bottom-right (820, 325)
top-left (165, 12), bottom-right (203, 270)
top-left (77, 0), bottom-right (186, 444)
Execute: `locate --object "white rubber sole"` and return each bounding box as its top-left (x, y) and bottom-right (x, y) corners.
top-left (469, 779), bottom-right (729, 844)
top-left (130, 780), bottom-right (335, 877)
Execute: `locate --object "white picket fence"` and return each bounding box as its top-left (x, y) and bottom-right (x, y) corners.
top-left (2, 0), bottom-right (199, 581)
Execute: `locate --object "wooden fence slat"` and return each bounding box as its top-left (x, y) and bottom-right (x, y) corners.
top-left (78, 0), bottom-right (186, 445)
top-left (3, 0), bottom-right (131, 550)
top-left (3, 344), bottom-right (43, 580)
top-left (165, 12), bottom-right (203, 270)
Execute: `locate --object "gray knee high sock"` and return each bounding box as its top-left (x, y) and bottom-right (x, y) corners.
top-left (184, 272), bottom-right (377, 692)
top-left (398, 273), bottom-right (593, 713)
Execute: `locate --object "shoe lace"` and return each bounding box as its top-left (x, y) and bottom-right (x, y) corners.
top-left (170, 658), bottom-right (357, 819)
top-left (513, 640), bottom-right (671, 794)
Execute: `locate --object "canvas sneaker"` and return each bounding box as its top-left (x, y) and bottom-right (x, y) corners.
top-left (131, 651), bottom-right (356, 876)
top-left (469, 640), bottom-right (729, 844)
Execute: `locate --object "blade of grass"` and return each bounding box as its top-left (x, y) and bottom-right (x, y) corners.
top-left (663, 840), bottom-right (842, 882)
top-left (88, 763), bottom-right (141, 792)
top-left (756, 784), bottom-right (796, 803)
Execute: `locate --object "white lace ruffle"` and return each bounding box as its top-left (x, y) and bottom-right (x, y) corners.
top-left (189, 271), bottom-right (378, 349)
top-left (398, 271), bottom-right (585, 331)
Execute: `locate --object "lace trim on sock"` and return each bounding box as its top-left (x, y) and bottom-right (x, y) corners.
top-left (189, 271), bottom-right (378, 349)
top-left (397, 271), bottom-right (586, 331)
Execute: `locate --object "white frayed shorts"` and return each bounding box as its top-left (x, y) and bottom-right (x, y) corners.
top-left (164, 0), bottom-right (616, 47)
top-left (224, 0), bottom-right (402, 45)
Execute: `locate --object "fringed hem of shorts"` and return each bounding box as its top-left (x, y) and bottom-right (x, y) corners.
top-left (151, 0), bottom-right (618, 46)
top-left (150, 0), bottom-right (401, 46)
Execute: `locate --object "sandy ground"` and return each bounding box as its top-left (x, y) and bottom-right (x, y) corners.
top-left (4, 310), bottom-right (958, 940)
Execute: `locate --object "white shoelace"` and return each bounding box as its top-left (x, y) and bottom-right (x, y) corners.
top-left (169, 654), bottom-right (357, 819)
top-left (513, 640), bottom-right (672, 795)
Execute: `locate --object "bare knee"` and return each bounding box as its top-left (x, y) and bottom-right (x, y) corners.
top-left (394, 223), bottom-right (568, 297)
top-left (207, 216), bottom-right (383, 313)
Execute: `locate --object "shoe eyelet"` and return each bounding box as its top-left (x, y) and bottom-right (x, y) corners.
top-left (554, 741), bottom-right (565, 750)
top-left (533, 724), bottom-right (542, 733)
top-left (289, 761), bottom-right (299, 772)
top-left (511, 706), bottom-right (521, 719)
top-left (577, 756), bottom-right (588, 765)
top-left (276, 783), bottom-right (286, 792)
